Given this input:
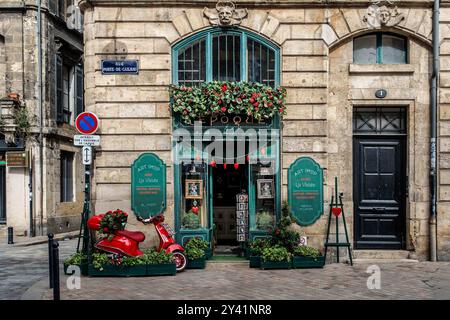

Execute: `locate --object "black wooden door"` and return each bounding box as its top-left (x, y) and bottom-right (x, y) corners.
top-left (0, 163), bottom-right (6, 224)
top-left (353, 138), bottom-right (406, 249)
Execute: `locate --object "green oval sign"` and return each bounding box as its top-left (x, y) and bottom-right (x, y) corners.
top-left (131, 153), bottom-right (166, 219)
top-left (288, 157), bottom-right (324, 226)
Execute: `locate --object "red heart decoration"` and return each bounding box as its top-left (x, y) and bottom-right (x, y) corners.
top-left (210, 160), bottom-right (216, 167)
top-left (191, 206), bottom-right (199, 214)
top-left (332, 208), bottom-right (342, 217)
top-left (234, 163), bottom-right (239, 169)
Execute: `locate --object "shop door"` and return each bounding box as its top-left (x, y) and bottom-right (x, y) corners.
top-left (0, 160), bottom-right (6, 224)
top-left (353, 108), bottom-right (407, 249)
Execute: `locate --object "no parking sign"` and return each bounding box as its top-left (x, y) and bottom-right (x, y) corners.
top-left (75, 112), bottom-right (99, 135)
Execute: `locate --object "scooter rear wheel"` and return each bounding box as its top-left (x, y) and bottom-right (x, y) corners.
top-left (173, 251), bottom-right (187, 272)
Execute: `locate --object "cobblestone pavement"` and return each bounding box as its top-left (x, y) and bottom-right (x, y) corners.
top-left (0, 238), bottom-right (77, 300)
top-left (2, 238), bottom-right (450, 300)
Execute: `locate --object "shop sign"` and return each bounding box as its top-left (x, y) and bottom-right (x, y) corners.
top-left (74, 135), bottom-right (100, 146)
top-left (288, 157), bottom-right (323, 226)
top-left (6, 151), bottom-right (28, 168)
top-left (191, 114), bottom-right (271, 127)
top-left (101, 60), bottom-right (139, 75)
top-left (131, 153), bottom-right (167, 219)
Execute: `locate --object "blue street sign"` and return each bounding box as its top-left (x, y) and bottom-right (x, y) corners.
top-left (101, 60), bottom-right (139, 74)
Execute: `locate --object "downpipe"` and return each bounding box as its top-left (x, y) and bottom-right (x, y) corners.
top-left (430, 0), bottom-right (439, 262)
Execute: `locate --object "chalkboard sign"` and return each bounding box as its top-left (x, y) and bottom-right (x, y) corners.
top-left (131, 153), bottom-right (166, 219)
top-left (288, 157), bottom-right (323, 226)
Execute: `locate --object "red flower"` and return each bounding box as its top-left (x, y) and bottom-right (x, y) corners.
top-left (268, 102), bottom-right (273, 107)
top-left (218, 99), bottom-right (223, 105)
top-left (103, 227), bottom-right (109, 233)
top-left (221, 107), bottom-right (227, 113)
top-left (253, 102), bottom-right (259, 108)
top-left (249, 98), bottom-right (255, 104)
top-left (279, 108), bottom-right (284, 113)
top-left (221, 84), bottom-right (228, 92)
top-left (252, 93), bottom-right (258, 99)
top-left (254, 106), bottom-right (259, 111)
top-left (275, 229), bottom-right (281, 235)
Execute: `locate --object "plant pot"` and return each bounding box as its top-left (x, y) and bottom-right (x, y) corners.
top-left (64, 262), bottom-right (89, 276)
top-left (205, 248), bottom-right (213, 260)
top-left (249, 256), bottom-right (261, 268)
top-left (88, 264), bottom-right (147, 277)
top-left (292, 256), bottom-right (325, 269)
top-left (146, 263), bottom-right (177, 276)
top-left (187, 256), bottom-right (206, 269)
top-left (260, 260), bottom-right (291, 270)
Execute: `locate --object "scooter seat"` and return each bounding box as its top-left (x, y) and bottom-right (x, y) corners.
top-left (115, 230), bottom-right (145, 243)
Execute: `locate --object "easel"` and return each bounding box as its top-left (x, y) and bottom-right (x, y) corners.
top-left (324, 177), bottom-right (353, 266)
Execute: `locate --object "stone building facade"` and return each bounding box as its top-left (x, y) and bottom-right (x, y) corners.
top-left (0, 1), bottom-right (85, 237)
top-left (79, 0), bottom-right (450, 261)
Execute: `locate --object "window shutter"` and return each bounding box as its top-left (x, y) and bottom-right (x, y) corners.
top-left (48, 0), bottom-right (57, 15)
top-left (55, 54), bottom-right (64, 123)
top-left (75, 64), bottom-right (84, 117)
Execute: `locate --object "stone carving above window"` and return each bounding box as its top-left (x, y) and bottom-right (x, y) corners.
top-left (203, 1), bottom-right (248, 27)
top-left (363, 1), bottom-right (406, 29)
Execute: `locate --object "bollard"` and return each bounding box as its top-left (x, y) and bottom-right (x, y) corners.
top-left (7, 227), bottom-right (13, 244)
top-left (52, 241), bottom-right (60, 301)
top-left (48, 233), bottom-right (54, 289)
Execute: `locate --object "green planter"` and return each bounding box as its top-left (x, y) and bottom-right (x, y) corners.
top-left (146, 263), bottom-right (177, 276)
top-left (249, 256), bottom-right (261, 268)
top-left (88, 264), bottom-right (147, 277)
top-left (260, 260), bottom-right (291, 270)
top-left (64, 262), bottom-right (88, 276)
top-left (205, 248), bottom-right (213, 260)
top-left (187, 256), bottom-right (206, 269)
top-left (292, 256), bottom-right (325, 269)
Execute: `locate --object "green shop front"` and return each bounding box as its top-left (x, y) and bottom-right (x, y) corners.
top-left (170, 28), bottom-right (283, 254)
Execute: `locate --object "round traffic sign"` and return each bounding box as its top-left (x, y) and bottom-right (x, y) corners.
top-left (75, 112), bottom-right (99, 135)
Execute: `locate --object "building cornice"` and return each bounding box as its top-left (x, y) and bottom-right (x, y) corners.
top-left (78, 0), bottom-right (436, 12)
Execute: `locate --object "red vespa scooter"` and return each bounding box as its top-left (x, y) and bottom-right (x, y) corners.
top-left (87, 213), bottom-right (187, 272)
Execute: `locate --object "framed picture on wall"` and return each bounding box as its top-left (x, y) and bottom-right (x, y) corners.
top-left (257, 179), bottom-right (274, 199)
top-left (185, 179), bottom-right (203, 199)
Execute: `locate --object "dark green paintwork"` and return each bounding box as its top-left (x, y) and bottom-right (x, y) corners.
top-left (131, 153), bottom-right (167, 219)
top-left (288, 157), bottom-right (324, 226)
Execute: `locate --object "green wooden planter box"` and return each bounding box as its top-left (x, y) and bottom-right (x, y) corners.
top-left (146, 263), bottom-right (177, 276)
top-left (260, 260), bottom-right (291, 270)
top-left (64, 262), bottom-right (88, 276)
top-left (187, 256), bottom-right (206, 269)
top-left (88, 264), bottom-right (147, 277)
top-left (292, 256), bottom-right (325, 269)
top-left (205, 248), bottom-right (213, 260)
top-left (249, 256), bottom-right (261, 268)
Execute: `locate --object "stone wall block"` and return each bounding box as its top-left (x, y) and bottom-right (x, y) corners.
top-left (260, 15), bottom-right (280, 38)
top-left (172, 12), bottom-right (193, 37)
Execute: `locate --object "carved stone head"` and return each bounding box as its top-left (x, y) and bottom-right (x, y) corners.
top-left (217, 1), bottom-right (234, 25)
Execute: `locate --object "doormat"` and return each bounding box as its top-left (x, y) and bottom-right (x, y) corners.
top-left (208, 255), bottom-right (247, 263)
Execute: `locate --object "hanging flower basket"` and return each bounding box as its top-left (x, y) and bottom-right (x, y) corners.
top-left (169, 81), bottom-right (287, 125)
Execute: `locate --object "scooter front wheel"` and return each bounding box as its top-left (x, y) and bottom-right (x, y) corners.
top-left (173, 251), bottom-right (187, 272)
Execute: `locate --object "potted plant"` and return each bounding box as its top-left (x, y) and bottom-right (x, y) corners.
top-left (182, 211), bottom-right (200, 229)
top-left (260, 245), bottom-right (292, 270)
top-left (143, 249), bottom-right (177, 276)
top-left (292, 246), bottom-right (325, 269)
top-left (256, 211), bottom-right (274, 230)
top-left (63, 252), bottom-right (88, 275)
top-left (247, 238), bottom-right (270, 268)
top-left (185, 237), bottom-right (209, 269)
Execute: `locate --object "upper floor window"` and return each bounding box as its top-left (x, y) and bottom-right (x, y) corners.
top-left (174, 29), bottom-right (279, 87)
top-left (353, 33), bottom-right (407, 64)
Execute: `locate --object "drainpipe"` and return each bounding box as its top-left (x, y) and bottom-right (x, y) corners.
top-left (36, 0), bottom-right (44, 236)
top-left (430, 0), bottom-right (439, 262)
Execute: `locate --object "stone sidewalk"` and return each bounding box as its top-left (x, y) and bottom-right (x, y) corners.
top-left (1, 238), bottom-right (450, 300)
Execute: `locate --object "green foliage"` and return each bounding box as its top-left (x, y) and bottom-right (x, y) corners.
top-left (170, 81), bottom-right (287, 124)
top-left (182, 211), bottom-right (200, 229)
top-left (256, 211), bottom-right (274, 230)
top-left (142, 248), bottom-right (174, 264)
top-left (271, 228), bottom-right (301, 253)
top-left (121, 255), bottom-right (146, 267)
top-left (185, 237), bottom-right (209, 260)
top-left (248, 238), bottom-right (271, 256)
top-left (293, 246), bottom-right (322, 258)
top-left (14, 107), bottom-right (30, 136)
top-left (91, 253), bottom-right (111, 271)
top-left (99, 209), bottom-right (129, 240)
top-left (64, 252), bottom-right (87, 266)
top-left (280, 201), bottom-right (295, 229)
top-left (261, 245), bottom-right (292, 263)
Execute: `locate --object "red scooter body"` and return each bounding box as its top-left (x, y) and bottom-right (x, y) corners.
top-left (87, 213), bottom-right (187, 271)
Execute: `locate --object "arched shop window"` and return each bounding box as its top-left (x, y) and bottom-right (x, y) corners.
top-left (353, 33), bottom-right (407, 64)
top-left (172, 29), bottom-right (281, 236)
top-left (174, 29), bottom-right (279, 87)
